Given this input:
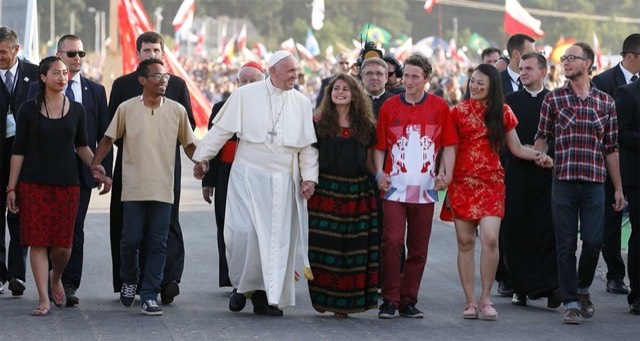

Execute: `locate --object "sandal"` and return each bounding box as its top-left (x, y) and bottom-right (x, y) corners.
top-left (51, 289), bottom-right (67, 308)
top-left (31, 307), bottom-right (51, 316)
top-left (463, 303), bottom-right (478, 319)
top-left (478, 301), bottom-right (498, 320)
top-left (334, 312), bottom-right (349, 318)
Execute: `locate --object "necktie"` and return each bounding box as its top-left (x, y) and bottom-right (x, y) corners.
top-left (66, 80), bottom-right (75, 102)
top-left (4, 70), bottom-right (13, 95)
top-left (631, 75), bottom-right (638, 83)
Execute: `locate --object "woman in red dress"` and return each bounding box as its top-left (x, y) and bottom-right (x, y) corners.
top-left (6, 56), bottom-right (99, 316)
top-left (445, 64), bottom-right (551, 320)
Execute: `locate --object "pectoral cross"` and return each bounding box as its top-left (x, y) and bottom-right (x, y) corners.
top-left (268, 129), bottom-right (277, 142)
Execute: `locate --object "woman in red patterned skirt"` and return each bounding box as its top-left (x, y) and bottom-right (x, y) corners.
top-left (6, 56), bottom-right (101, 316)
top-left (307, 74), bottom-right (379, 318)
top-left (444, 64), bottom-right (552, 320)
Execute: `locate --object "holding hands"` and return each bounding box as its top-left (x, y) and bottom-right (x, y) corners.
top-left (376, 172), bottom-right (391, 192)
top-left (91, 164), bottom-right (112, 195)
top-left (434, 173), bottom-right (450, 191)
top-left (193, 161), bottom-right (210, 180)
top-left (301, 180), bottom-right (316, 200)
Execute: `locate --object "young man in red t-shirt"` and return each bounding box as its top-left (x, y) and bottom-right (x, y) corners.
top-left (374, 53), bottom-right (458, 318)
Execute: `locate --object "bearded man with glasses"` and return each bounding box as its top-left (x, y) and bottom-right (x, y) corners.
top-left (534, 42), bottom-right (626, 325)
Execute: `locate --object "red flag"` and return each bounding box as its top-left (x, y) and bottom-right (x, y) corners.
top-left (118, 0), bottom-right (210, 130)
top-left (424, 0), bottom-right (438, 14)
top-left (236, 24), bottom-right (247, 51)
top-left (172, 0), bottom-right (195, 33)
top-left (504, 0), bottom-right (544, 38)
top-left (195, 25), bottom-right (206, 57)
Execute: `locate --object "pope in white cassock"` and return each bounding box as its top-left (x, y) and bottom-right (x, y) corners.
top-left (192, 51), bottom-right (319, 316)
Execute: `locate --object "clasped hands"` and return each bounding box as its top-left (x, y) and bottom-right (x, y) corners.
top-left (526, 145), bottom-right (553, 168)
top-left (91, 164), bottom-right (112, 195)
top-left (193, 161), bottom-right (209, 180)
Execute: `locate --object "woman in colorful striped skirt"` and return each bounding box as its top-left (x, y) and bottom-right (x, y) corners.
top-left (308, 74), bottom-right (379, 318)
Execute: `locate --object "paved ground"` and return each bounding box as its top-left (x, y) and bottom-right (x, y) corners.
top-left (1, 153), bottom-right (638, 340)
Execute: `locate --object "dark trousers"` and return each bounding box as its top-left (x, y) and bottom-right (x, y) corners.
top-left (602, 177), bottom-right (626, 280)
top-left (214, 162), bottom-right (232, 287)
top-left (552, 180), bottom-right (604, 304)
top-left (62, 184), bottom-right (92, 289)
top-left (110, 147), bottom-right (185, 292)
top-left (0, 212), bottom-right (26, 284)
top-left (627, 186), bottom-right (639, 303)
top-left (381, 201), bottom-right (434, 308)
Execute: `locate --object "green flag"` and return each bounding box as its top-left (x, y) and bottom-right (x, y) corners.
top-left (360, 23), bottom-right (393, 45)
top-left (467, 32), bottom-right (491, 51)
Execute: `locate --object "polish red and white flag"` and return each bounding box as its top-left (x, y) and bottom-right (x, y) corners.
top-left (504, 0), bottom-right (544, 38)
top-left (172, 0), bottom-right (195, 33)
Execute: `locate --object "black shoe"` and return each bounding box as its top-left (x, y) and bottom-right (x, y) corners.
top-left (629, 297), bottom-right (640, 315)
top-left (160, 280), bottom-right (180, 305)
top-left (8, 278), bottom-right (26, 296)
top-left (497, 280), bottom-right (513, 297)
top-left (378, 301), bottom-right (398, 319)
top-left (577, 293), bottom-right (594, 318)
top-left (546, 289), bottom-right (561, 309)
top-left (64, 284), bottom-right (79, 307)
top-left (399, 304), bottom-right (424, 318)
top-left (511, 293), bottom-right (528, 306)
top-left (141, 299), bottom-right (163, 316)
top-left (229, 289), bottom-right (247, 312)
top-left (251, 290), bottom-right (283, 316)
top-left (562, 308), bottom-right (581, 324)
top-left (606, 279), bottom-right (629, 294)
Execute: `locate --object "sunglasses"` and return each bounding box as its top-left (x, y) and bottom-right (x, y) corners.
top-left (60, 50), bottom-right (87, 58)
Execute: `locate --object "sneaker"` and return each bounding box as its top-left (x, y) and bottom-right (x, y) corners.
top-left (511, 293), bottom-right (528, 306)
top-left (141, 299), bottom-right (163, 316)
top-left (0, 282), bottom-right (4, 294)
top-left (562, 308), bottom-right (581, 324)
top-left (577, 293), bottom-right (594, 318)
top-left (120, 283), bottom-right (137, 307)
top-left (497, 280), bottom-right (513, 297)
top-left (399, 304), bottom-right (424, 318)
top-left (378, 301), bottom-right (397, 319)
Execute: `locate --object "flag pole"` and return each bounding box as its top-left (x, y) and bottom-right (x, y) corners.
top-left (437, 3), bottom-right (443, 38)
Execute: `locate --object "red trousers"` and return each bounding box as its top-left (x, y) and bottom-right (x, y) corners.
top-left (381, 201), bottom-right (434, 308)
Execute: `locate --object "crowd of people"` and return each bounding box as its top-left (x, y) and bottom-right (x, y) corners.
top-left (0, 24), bottom-right (638, 327)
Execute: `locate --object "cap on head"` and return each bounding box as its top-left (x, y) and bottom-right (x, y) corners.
top-left (268, 50), bottom-right (292, 68)
top-left (241, 61), bottom-right (264, 73)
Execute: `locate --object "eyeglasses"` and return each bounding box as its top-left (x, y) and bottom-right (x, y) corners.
top-left (388, 71), bottom-right (396, 77)
top-left (147, 73), bottom-right (170, 81)
top-left (560, 55), bottom-right (588, 62)
top-left (60, 50), bottom-right (86, 58)
top-left (622, 51), bottom-right (640, 57)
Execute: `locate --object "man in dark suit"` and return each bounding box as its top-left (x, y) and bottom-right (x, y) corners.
top-left (615, 79), bottom-right (640, 315)
top-left (0, 26), bottom-right (38, 296)
top-left (108, 31), bottom-right (195, 305)
top-left (25, 34), bottom-right (113, 305)
top-left (500, 34), bottom-right (535, 96)
top-left (360, 57), bottom-right (394, 119)
top-left (592, 33), bottom-right (640, 296)
top-left (494, 33), bottom-right (536, 298)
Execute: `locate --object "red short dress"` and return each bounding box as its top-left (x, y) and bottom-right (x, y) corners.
top-left (18, 182), bottom-right (79, 248)
top-left (448, 100), bottom-right (518, 222)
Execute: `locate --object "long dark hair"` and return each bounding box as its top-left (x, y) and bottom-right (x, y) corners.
top-left (31, 56), bottom-right (65, 149)
top-left (474, 63), bottom-right (505, 152)
top-left (314, 73), bottom-right (375, 145)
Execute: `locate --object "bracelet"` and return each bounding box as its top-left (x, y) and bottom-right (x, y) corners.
top-left (6, 188), bottom-right (15, 194)
top-left (375, 172), bottom-right (385, 181)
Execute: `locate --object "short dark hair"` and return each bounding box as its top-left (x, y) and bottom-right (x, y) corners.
top-left (573, 42), bottom-right (594, 68)
top-left (481, 47), bottom-right (501, 60)
top-left (621, 33), bottom-right (640, 55)
top-left (136, 58), bottom-right (164, 77)
top-left (0, 26), bottom-right (18, 46)
top-left (506, 34), bottom-right (535, 58)
top-left (136, 31), bottom-right (165, 52)
top-left (520, 52), bottom-right (547, 70)
top-left (57, 34), bottom-right (81, 51)
top-left (403, 53), bottom-right (432, 77)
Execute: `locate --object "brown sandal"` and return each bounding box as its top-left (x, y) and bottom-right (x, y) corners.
top-left (334, 312), bottom-right (349, 318)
